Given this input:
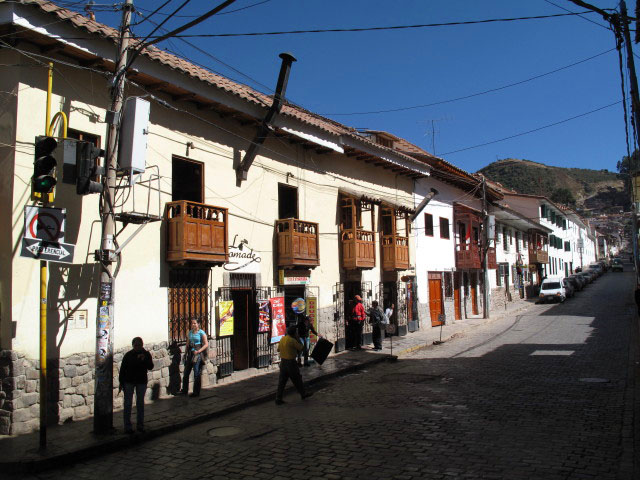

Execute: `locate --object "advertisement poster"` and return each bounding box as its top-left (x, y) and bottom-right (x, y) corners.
top-left (270, 297), bottom-right (286, 343)
top-left (258, 299), bottom-right (270, 333)
top-left (306, 296), bottom-right (318, 345)
top-left (219, 300), bottom-right (234, 336)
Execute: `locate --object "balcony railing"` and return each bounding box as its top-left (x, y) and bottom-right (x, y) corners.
top-left (528, 247), bottom-right (549, 264)
top-left (381, 234), bottom-right (409, 271)
top-left (165, 200), bottom-right (228, 264)
top-left (488, 247), bottom-right (497, 269)
top-left (455, 243), bottom-right (481, 270)
top-left (341, 229), bottom-right (375, 269)
top-left (275, 218), bottom-right (320, 267)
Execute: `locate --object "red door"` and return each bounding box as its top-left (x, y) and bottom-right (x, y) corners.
top-left (453, 272), bottom-right (461, 320)
top-left (429, 273), bottom-right (444, 327)
top-left (470, 272), bottom-right (479, 315)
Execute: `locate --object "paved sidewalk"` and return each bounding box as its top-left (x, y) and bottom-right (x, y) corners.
top-left (0, 298), bottom-right (535, 473)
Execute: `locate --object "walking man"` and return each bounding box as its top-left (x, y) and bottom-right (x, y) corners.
top-left (276, 325), bottom-right (312, 405)
top-left (119, 337), bottom-right (154, 433)
top-left (368, 300), bottom-right (385, 351)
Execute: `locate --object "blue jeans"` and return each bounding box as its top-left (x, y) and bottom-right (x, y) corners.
top-left (182, 355), bottom-right (203, 395)
top-left (123, 382), bottom-right (147, 430)
top-left (297, 337), bottom-right (310, 365)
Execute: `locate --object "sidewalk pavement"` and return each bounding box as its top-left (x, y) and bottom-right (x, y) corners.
top-left (0, 299), bottom-right (535, 473)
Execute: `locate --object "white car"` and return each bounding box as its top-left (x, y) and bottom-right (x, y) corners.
top-left (539, 276), bottom-right (566, 303)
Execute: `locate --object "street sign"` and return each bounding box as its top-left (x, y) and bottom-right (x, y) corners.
top-left (24, 206), bottom-right (65, 242)
top-left (20, 238), bottom-right (75, 263)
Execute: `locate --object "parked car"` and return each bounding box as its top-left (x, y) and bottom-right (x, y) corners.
top-left (587, 263), bottom-right (604, 277)
top-left (539, 276), bottom-right (566, 303)
top-left (578, 271), bottom-right (594, 284)
top-left (562, 278), bottom-right (575, 298)
top-left (574, 266), bottom-right (582, 273)
top-left (611, 258), bottom-right (624, 272)
top-left (567, 275), bottom-right (583, 291)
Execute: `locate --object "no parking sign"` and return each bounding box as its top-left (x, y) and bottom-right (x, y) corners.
top-left (24, 206), bottom-right (65, 242)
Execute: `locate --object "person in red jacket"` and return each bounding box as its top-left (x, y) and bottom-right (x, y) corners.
top-left (350, 295), bottom-right (366, 350)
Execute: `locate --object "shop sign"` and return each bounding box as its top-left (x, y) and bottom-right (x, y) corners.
top-left (270, 297), bottom-right (286, 343)
top-left (279, 269), bottom-right (310, 285)
top-left (219, 300), bottom-right (234, 336)
top-left (306, 297), bottom-right (318, 344)
top-left (257, 298), bottom-right (270, 333)
top-left (224, 235), bottom-right (261, 273)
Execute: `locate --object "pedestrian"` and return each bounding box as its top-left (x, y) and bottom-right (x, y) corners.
top-left (367, 300), bottom-right (385, 350)
top-left (350, 295), bottom-right (366, 350)
top-left (276, 324), bottom-right (313, 405)
top-left (385, 302), bottom-right (395, 323)
top-left (119, 336), bottom-right (154, 434)
top-left (180, 318), bottom-right (208, 397)
top-left (296, 314), bottom-right (319, 366)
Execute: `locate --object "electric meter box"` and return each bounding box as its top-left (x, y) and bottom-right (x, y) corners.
top-left (118, 97), bottom-right (149, 175)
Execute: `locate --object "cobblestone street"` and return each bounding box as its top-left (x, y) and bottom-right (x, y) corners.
top-left (16, 272), bottom-right (639, 480)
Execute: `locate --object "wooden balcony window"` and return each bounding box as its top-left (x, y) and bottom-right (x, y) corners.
top-left (275, 218), bottom-right (320, 267)
top-left (455, 243), bottom-right (482, 270)
top-left (454, 206), bottom-right (482, 270)
top-left (381, 206), bottom-right (410, 271)
top-left (165, 200), bottom-right (228, 264)
top-left (340, 196), bottom-right (376, 269)
top-left (528, 231), bottom-right (549, 264)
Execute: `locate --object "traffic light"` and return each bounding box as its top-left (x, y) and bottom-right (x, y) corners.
top-left (32, 135), bottom-right (58, 202)
top-left (76, 141), bottom-right (104, 195)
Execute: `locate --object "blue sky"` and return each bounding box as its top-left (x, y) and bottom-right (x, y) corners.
top-left (89, 0), bottom-right (637, 174)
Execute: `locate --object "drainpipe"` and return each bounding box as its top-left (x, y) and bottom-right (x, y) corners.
top-left (410, 188), bottom-right (439, 222)
top-left (236, 52), bottom-right (296, 185)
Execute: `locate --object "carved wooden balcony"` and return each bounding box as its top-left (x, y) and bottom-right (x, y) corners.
top-left (381, 234), bottom-right (409, 271)
top-left (528, 247), bottom-right (549, 264)
top-left (341, 228), bottom-right (375, 269)
top-left (488, 247), bottom-right (497, 269)
top-left (275, 218), bottom-right (319, 267)
top-left (165, 200), bottom-right (228, 264)
top-left (455, 243), bottom-right (481, 270)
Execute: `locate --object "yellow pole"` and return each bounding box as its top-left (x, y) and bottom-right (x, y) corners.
top-left (39, 62), bottom-right (53, 450)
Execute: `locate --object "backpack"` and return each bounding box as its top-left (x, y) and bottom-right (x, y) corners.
top-left (381, 312), bottom-right (390, 325)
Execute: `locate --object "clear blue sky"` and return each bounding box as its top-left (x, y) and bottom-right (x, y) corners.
top-left (89, 0), bottom-right (637, 174)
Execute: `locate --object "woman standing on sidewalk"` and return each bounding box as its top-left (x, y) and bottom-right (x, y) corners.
top-left (181, 319), bottom-right (208, 397)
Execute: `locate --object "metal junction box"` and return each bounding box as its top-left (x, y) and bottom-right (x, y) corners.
top-left (118, 97), bottom-right (150, 176)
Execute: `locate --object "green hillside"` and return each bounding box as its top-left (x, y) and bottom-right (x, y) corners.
top-left (478, 159), bottom-right (625, 212)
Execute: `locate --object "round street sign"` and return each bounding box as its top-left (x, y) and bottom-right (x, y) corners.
top-left (24, 206), bottom-right (65, 242)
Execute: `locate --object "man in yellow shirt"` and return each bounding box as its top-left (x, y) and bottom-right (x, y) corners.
top-left (276, 325), bottom-right (313, 405)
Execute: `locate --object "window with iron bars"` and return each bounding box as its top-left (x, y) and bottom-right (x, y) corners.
top-left (168, 269), bottom-right (211, 343)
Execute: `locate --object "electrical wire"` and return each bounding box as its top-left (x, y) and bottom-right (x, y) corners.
top-left (542, 0), bottom-right (612, 30)
top-left (440, 99), bottom-right (622, 156)
top-left (143, 11), bottom-right (600, 39)
top-left (323, 48), bottom-right (616, 116)
top-left (134, 0), bottom-right (271, 21)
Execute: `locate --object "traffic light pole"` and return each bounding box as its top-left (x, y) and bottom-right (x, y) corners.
top-left (93, 0), bottom-right (133, 434)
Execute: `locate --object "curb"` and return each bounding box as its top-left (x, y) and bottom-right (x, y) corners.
top-left (0, 354), bottom-right (391, 474)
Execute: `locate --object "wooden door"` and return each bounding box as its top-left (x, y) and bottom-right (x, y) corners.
top-left (428, 273), bottom-right (444, 327)
top-left (470, 272), bottom-right (479, 315)
top-left (453, 272), bottom-right (461, 320)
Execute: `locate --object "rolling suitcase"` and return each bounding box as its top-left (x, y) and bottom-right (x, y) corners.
top-left (310, 338), bottom-right (333, 365)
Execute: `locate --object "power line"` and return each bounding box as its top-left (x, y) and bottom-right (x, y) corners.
top-left (440, 100), bottom-right (622, 156)
top-left (135, 0), bottom-right (271, 20)
top-left (323, 48), bottom-right (615, 116)
top-left (542, 0), bottom-right (611, 30)
top-left (138, 11), bottom-right (600, 39)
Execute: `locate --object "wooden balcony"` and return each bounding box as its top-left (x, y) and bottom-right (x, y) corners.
top-left (488, 247), bottom-right (497, 269)
top-left (341, 229), bottom-right (375, 269)
top-left (275, 218), bottom-right (320, 267)
top-left (528, 247), bottom-right (549, 264)
top-left (382, 234), bottom-right (409, 271)
top-left (455, 243), bottom-right (481, 270)
top-left (165, 200), bottom-right (228, 264)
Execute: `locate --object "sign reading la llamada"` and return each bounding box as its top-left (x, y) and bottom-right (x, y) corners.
top-left (223, 235), bottom-right (261, 273)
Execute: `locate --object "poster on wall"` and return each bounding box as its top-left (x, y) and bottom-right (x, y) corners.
top-left (306, 296), bottom-right (318, 345)
top-left (258, 299), bottom-right (270, 333)
top-left (219, 300), bottom-right (234, 336)
top-left (270, 296), bottom-right (286, 343)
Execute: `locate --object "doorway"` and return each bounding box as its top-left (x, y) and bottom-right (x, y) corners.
top-left (428, 272), bottom-right (444, 327)
top-left (231, 289), bottom-right (254, 371)
top-left (172, 156), bottom-right (203, 203)
top-left (470, 272), bottom-right (479, 315)
top-left (344, 282), bottom-right (363, 348)
top-left (278, 183), bottom-right (298, 219)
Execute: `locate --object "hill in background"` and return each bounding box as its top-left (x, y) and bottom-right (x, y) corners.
top-left (478, 158), bottom-right (626, 214)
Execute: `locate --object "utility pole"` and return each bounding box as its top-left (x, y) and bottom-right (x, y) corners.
top-left (482, 176), bottom-right (490, 319)
top-left (94, 0), bottom-right (133, 434)
top-left (619, 1), bottom-right (640, 281)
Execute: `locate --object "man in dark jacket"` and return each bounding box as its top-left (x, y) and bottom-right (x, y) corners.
top-left (119, 337), bottom-right (154, 433)
top-left (367, 300), bottom-right (385, 351)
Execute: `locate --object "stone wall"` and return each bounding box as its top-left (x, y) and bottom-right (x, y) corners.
top-left (0, 342), bottom-right (218, 436)
top-left (489, 285), bottom-right (532, 313)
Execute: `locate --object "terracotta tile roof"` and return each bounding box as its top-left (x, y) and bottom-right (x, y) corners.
top-left (17, 0), bottom-right (428, 170)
